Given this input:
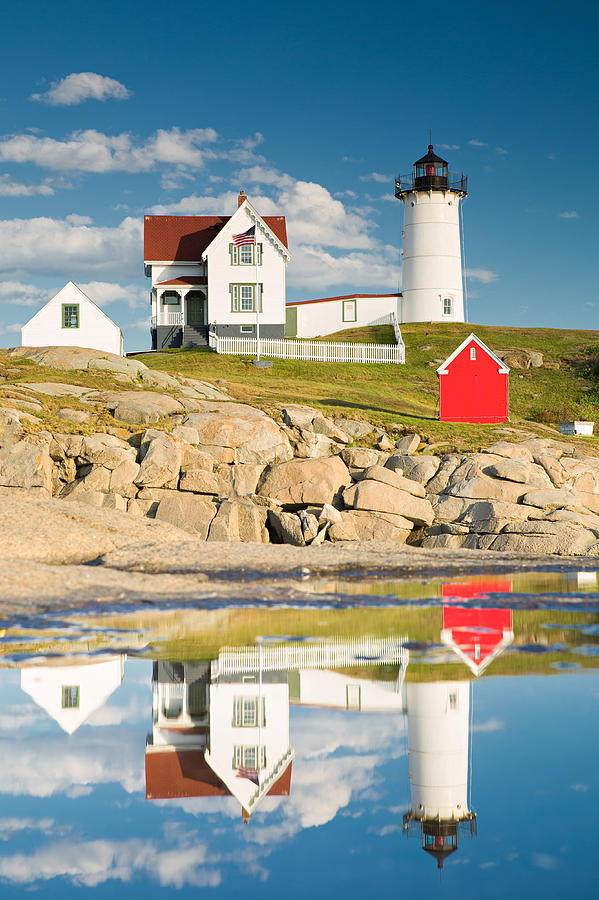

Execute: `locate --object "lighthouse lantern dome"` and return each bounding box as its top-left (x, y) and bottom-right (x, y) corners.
top-left (413, 145), bottom-right (449, 189)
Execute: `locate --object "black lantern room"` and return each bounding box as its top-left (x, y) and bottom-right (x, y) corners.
top-left (413, 145), bottom-right (449, 189)
top-left (395, 144), bottom-right (467, 197)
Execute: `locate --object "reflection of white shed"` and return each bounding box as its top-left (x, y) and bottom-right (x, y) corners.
top-left (20, 656), bottom-right (125, 734)
top-left (21, 282), bottom-right (124, 356)
top-left (289, 669), bottom-right (406, 712)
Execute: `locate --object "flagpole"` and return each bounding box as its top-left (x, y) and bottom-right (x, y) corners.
top-left (255, 223), bottom-right (260, 362)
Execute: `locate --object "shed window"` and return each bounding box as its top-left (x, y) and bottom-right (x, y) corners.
top-left (443, 298), bottom-right (453, 316)
top-left (342, 299), bottom-right (357, 322)
top-left (470, 347), bottom-right (476, 360)
top-left (62, 686), bottom-right (80, 709)
top-left (62, 304), bottom-right (79, 328)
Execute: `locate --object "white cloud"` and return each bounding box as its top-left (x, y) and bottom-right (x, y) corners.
top-left (0, 818), bottom-right (59, 840)
top-left (559, 210), bottom-right (579, 219)
top-left (468, 139), bottom-right (487, 147)
top-left (437, 144), bottom-right (460, 151)
top-left (472, 717), bottom-right (504, 733)
top-left (466, 267), bottom-right (499, 283)
top-left (79, 281), bottom-right (147, 312)
top-left (359, 172), bottom-right (391, 183)
top-left (0, 215), bottom-right (142, 279)
top-left (0, 127), bottom-right (219, 174)
top-left (496, 146), bottom-right (509, 156)
top-left (289, 245), bottom-right (400, 291)
top-left (31, 72), bottom-right (131, 106)
top-left (0, 280), bottom-right (53, 307)
top-left (0, 174), bottom-right (59, 197)
top-left (333, 190), bottom-right (358, 199)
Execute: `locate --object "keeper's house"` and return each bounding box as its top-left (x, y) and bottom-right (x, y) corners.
top-left (144, 192), bottom-right (290, 350)
top-left (285, 293), bottom-right (401, 339)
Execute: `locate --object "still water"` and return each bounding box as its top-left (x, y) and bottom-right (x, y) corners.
top-left (0, 571), bottom-right (598, 897)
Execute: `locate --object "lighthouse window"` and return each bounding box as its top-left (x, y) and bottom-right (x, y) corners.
top-left (443, 297), bottom-right (453, 316)
top-left (449, 691), bottom-right (458, 710)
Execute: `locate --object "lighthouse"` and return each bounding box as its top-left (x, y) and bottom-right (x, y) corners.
top-left (403, 681), bottom-right (476, 869)
top-left (395, 145), bottom-right (468, 323)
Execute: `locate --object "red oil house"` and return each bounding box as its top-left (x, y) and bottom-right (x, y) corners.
top-left (437, 333), bottom-right (509, 423)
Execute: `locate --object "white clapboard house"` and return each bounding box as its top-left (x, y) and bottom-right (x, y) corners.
top-left (21, 282), bottom-right (124, 356)
top-left (285, 293), bottom-right (402, 338)
top-left (144, 191), bottom-right (290, 350)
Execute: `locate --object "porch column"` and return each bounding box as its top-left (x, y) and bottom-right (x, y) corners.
top-left (181, 288), bottom-right (189, 326)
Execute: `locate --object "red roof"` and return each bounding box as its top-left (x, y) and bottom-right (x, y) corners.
top-left (145, 748), bottom-right (292, 800)
top-left (144, 215), bottom-right (288, 261)
top-left (156, 276), bottom-right (208, 286)
top-left (286, 293), bottom-right (401, 307)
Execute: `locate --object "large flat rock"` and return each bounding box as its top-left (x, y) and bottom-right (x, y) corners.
top-left (0, 487), bottom-right (189, 564)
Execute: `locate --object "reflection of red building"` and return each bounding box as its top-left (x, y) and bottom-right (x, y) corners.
top-left (441, 606), bottom-right (514, 676)
top-left (441, 579), bottom-right (512, 601)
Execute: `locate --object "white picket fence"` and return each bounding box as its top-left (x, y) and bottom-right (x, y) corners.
top-left (208, 331), bottom-right (405, 364)
top-left (212, 636), bottom-right (409, 677)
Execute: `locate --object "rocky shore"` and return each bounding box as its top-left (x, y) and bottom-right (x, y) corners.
top-left (3, 345), bottom-right (599, 566)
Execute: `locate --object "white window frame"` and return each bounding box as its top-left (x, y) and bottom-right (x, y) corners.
top-left (230, 243), bottom-right (262, 266)
top-left (230, 284), bottom-right (263, 313)
top-left (233, 696), bottom-right (266, 727)
top-left (443, 297), bottom-right (453, 316)
top-left (233, 745), bottom-right (267, 769)
top-left (470, 347), bottom-right (476, 360)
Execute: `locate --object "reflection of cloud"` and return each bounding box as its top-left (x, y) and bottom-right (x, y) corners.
top-left (472, 718), bottom-right (504, 733)
top-left (570, 783), bottom-right (589, 792)
top-left (0, 838), bottom-right (221, 888)
top-left (0, 818), bottom-right (59, 840)
top-left (0, 729), bottom-right (143, 796)
top-left (531, 853), bottom-right (557, 870)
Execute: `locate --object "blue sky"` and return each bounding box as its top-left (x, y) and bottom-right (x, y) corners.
top-left (0, 0), bottom-right (596, 350)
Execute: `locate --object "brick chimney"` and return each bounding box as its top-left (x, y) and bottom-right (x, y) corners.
top-left (238, 189), bottom-right (247, 208)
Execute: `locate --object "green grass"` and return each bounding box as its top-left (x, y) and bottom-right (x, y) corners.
top-left (133, 322), bottom-right (599, 453)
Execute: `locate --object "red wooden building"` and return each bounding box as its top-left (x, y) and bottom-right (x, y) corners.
top-left (437, 333), bottom-right (509, 423)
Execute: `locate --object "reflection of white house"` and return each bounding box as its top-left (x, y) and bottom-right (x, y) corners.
top-left (20, 656), bottom-right (125, 735)
top-left (144, 191), bottom-right (290, 351)
top-left (285, 293), bottom-right (401, 339)
top-left (146, 660), bottom-right (293, 821)
top-left (21, 282), bottom-right (124, 357)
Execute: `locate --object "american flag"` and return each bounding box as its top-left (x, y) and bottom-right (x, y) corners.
top-left (236, 766), bottom-right (259, 785)
top-left (232, 225), bottom-right (255, 246)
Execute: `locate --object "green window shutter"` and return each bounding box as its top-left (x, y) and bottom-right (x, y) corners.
top-left (259, 283), bottom-right (263, 312)
top-left (257, 243), bottom-right (263, 265)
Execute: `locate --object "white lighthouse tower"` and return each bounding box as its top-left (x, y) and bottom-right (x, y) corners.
top-left (395, 145), bottom-right (468, 323)
top-left (403, 680), bottom-right (476, 869)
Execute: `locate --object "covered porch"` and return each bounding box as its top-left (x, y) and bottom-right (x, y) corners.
top-left (151, 277), bottom-right (208, 328)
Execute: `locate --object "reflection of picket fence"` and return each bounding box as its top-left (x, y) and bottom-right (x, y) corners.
top-left (212, 637), bottom-right (409, 678)
top-left (208, 330), bottom-right (405, 364)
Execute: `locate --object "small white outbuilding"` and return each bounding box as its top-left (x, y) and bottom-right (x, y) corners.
top-left (21, 282), bottom-right (124, 356)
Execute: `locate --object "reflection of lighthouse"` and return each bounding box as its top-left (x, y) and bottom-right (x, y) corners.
top-left (403, 681), bottom-right (476, 868)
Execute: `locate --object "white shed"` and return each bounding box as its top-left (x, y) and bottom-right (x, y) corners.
top-left (286, 293), bottom-right (401, 338)
top-left (21, 282), bottom-right (124, 356)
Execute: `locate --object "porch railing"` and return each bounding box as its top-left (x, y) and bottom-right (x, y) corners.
top-left (151, 312), bottom-right (184, 327)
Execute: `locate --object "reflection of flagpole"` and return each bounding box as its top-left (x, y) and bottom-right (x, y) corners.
top-left (255, 225), bottom-right (260, 362)
top-left (258, 640), bottom-right (262, 787)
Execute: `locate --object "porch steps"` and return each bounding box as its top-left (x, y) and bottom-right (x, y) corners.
top-left (182, 325), bottom-right (209, 348)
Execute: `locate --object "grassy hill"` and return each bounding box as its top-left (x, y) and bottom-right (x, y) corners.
top-left (135, 322), bottom-right (599, 452)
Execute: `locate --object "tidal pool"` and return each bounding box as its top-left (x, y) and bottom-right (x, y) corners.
top-left (0, 571), bottom-right (597, 897)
